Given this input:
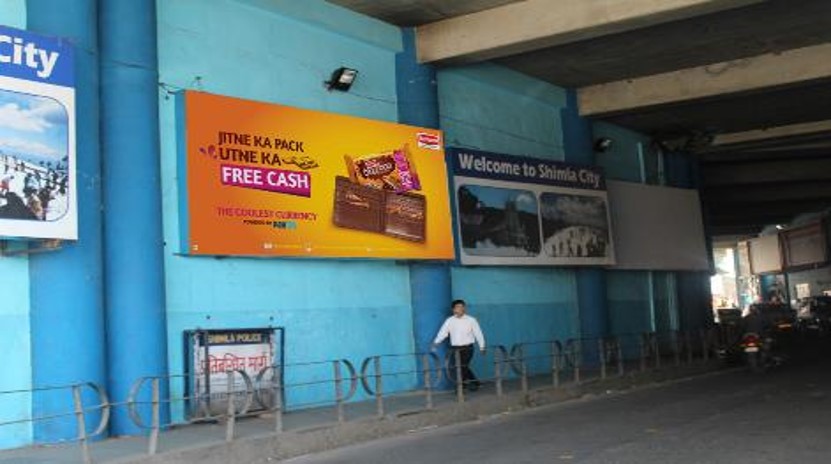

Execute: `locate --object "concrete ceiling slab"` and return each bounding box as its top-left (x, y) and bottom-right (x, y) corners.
top-left (496, 0), bottom-right (831, 88)
top-left (327, 0), bottom-right (522, 26)
top-left (598, 79), bottom-right (831, 136)
top-left (699, 130), bottom-right (831, 238)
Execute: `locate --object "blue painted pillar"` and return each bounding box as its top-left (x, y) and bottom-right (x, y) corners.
top-left (667, 149), bottom-right (713, 332)
top-left (759, 274), bottom-right (777, 302)
top-left (27, 0), bottom-right (107, 442)
top-left (561, 90), bottom-right (609, 346)
top-left (100, 0), bottom-right (169, 435)
top-left (677, 272), bottom-right (713, 332)
top-left (396, 29), bottom-right (440, 131)
top-left (665, 151), bottom-right (694, 189)
top-left (396, 28), bottom-right (452, 384)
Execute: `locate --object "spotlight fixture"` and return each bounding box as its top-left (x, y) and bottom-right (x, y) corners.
top-left (593, 137), bottom-right (613, 153)
top-left (775, 224), bottom-right (785, 230)
top-left (326, 67), bottom-right (359, 92)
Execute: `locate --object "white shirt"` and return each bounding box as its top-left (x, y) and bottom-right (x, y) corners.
top-left (434, 314), bottom-right (485, 349)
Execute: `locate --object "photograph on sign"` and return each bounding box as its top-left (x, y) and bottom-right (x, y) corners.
top-left (457, 184), bottom-right (540, 257)
top-left (178, 91), bottom-right (454, 259)
top-left (540, 193), bottom-right (610, 259)
top-left (0, 25), bottom-right (76, 240)
top-left (449, 147), bottom-right (614, 266)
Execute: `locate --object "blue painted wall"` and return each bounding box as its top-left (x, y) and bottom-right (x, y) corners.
top-left (438, 64), bottom-right (566, 158)
top-left (561, 90), bottom-right (609, 366)
top-left (437, 64), bottom-right (578, 377)
top-left (593, 121), bottom-right (658, 184)
top-left (0, 0), bottom-right (25, 28)
top-left (666, 150), bottom-right (712, 332)
top-left (0, 2), bottom-right (31, 450)
top-left (396, 28), bottom-right (453, 390)
top-left (100, 0), bottom-right (170, 435)
top-left (28, 0), bottom-right (109, 442)
top-left (157, 0), bottom-right (414, 412)
top-left (653, 271), bottom-right (680, 335)
top-left (0, 255), bottom-right (30, 449)
top-left (592, 120), bottom-right (672, 347)
top-left (607, 270), bottom-right (653, 356)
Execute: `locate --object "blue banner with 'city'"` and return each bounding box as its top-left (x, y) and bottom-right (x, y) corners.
top-left (0, 24), bottom-right (77, 240)
top-left (0, 24), bottom-right (74, 87)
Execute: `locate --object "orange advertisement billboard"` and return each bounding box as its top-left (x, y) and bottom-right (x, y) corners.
top-left (178, 91), bottom-right (454, 259)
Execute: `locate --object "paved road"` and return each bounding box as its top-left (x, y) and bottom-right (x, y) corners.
top-left (286, 346), bottom-right (831, 464)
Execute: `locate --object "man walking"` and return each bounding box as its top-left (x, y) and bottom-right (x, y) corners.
top-left (432, 299), bottom-right (486, 391)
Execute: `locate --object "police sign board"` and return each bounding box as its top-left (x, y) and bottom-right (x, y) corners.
top-left (0, 25), bottom-right (76, 239)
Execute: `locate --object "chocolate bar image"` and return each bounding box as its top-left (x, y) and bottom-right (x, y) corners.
top-left (332, 176), bottom-right (427, 243)
top-left (384, 192), bottom-right (426, 242)
top-left (344, 144), bottom-right (421, 194)
top-left (333, 176), bottom-right (384, 233)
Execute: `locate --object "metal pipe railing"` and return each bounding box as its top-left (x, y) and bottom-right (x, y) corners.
top-left (0, 382), bottom-right (110, 464)
top-left (0, 330), bottom-right (726, 460)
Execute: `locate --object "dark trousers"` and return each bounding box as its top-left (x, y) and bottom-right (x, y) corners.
top-left (452, 345), bottom-right (480, 389)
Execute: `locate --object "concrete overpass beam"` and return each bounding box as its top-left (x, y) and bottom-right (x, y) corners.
top-left (703, 158), bottom-right (831, 186)
top-left (579, 43), bottom-right (831, 116)
top-left (703, 181), bottom-right (831, 203)
top-left (711, 120), bottom-right (831, 147)
top-left (416, 0), bottom-right (761, 64)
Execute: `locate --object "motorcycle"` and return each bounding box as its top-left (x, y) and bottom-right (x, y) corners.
top-left (741, 332), bottom-right (773, 373)
top-left (796, 298), bottom-right (831, 338)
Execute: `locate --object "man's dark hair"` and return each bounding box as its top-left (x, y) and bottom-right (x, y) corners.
top-left (451, 299), bottom-right (466, 308)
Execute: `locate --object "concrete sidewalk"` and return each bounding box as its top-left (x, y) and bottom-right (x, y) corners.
top-left (0, 361), bottom-right (726, 464)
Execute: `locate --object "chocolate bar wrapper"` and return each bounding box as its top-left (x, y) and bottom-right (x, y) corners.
top-left (332, 176), bottom-right (384, 233)
top-left (345, 145), bottom-right (421, 194)
top-left (384, 191), bottom-right (426, 242)
top-left (392, 145), bottom-right (421, 192)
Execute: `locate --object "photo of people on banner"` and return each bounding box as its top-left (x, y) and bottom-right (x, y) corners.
top-left (0, 91), bottom-right (70, 222)
top-left (540, 193), bottom-right (610, 259)
top-left (449, 147), bottom-right (614, 266)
